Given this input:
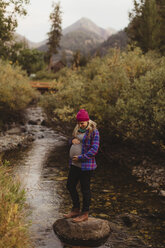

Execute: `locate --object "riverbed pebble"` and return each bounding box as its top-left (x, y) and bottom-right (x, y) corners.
top-left (132, 164), bottom-right (165, 191)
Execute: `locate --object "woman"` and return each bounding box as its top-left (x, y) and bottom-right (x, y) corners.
top-left (64, 109), bottom-right (100, 222)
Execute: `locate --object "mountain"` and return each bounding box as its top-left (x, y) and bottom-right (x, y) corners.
top-left (14, 33), bottom-right (45, 49)
top-left (14, 17), bottom-right (117, 62)
top-left (61, 29), bottom-right (104, 52)
top-left (38, 17), bottom-right (117, 59)
top-left (91, 30), bottom-right (128, 56)
top-left (39, 29), bottom-right (105, 54)
top-left (62, 17), bottom-right (116, 40)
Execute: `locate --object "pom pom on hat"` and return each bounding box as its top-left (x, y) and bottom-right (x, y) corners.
top-left (76, 109), bottom-right (89, 122)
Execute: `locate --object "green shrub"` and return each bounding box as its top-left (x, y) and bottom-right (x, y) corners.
top-left (40, 68), bottom-right (85, 123)
top-left (0, 60), bottom-right (38, 126)
top-left (116, 57), bottom-right (165, 142)
top-left (17, 48), bottom-right (45, 75)
top-left (120, 47), bottom-right (157, 81)
top-left (40, 47), bottom-right (165, 145)
top-left (35, 69), bottom-right (58, 81)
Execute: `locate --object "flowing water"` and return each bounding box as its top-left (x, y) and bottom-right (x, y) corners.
top-left (4, 107), bottom-right (165, 248)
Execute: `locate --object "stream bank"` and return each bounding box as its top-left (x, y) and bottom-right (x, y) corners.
top-left (44, 115), bottom-right (165, 196)
top-left (0, 106), bottom-right (52, 154)
top-left (0, 126), bottom-right (30, 153)
top-left (102, 142), bottom-right (165, 196)
top-left (2, 106), bottom-right (165, 248)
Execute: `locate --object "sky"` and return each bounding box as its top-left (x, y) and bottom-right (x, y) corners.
top-left (16, 0), bottom-right (134, 43)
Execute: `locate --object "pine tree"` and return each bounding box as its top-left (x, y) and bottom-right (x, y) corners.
top-left (127, 0), bottom-right (162, 53)
top-left (47, 2), bottom-right (62, 70)
top-left (156, 0), bottom-right (165, 54)
top-left (72, 50), bottom-right (81, 68)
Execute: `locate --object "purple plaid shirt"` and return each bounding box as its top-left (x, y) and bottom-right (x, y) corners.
top-left (69, 129), bottom-right (100, 171)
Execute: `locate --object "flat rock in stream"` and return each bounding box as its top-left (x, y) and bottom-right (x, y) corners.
top-left (53, 217), bottom-right (111, 247)
top-left (6, 127), bottom-right (22, 135)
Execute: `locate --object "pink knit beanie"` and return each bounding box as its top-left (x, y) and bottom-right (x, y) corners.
top-left (76, 109), bottom-right (89, 122)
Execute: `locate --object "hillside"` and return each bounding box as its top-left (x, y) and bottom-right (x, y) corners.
top-left (61, 30), bottom-right (104, 52)
top-left (92, 30), bottom-right (128, 56)
top-left (14, 33), bottom-right (45, 49)
top-left (39, 29), bottom-right (105, 54)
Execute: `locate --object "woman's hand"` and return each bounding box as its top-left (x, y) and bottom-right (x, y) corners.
top-left (72, 138), bottom-right (80, 144)
top-left (72, 156), bottom-right (79, 161)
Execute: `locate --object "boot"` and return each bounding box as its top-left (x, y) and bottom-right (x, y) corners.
top-left (72, 212), bottom-right (88, 223)
top-left (64, 208), bottom-right (80, 219)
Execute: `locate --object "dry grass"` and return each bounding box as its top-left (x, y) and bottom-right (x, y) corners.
top-left (0, 161), bottom-right (32, 248)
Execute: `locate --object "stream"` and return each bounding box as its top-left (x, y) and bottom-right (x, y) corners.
top-left (4, 107), bottom-right (165, 248)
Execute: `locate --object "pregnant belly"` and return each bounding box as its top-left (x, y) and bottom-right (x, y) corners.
top-left (69, 144), bottom-right (82, 158)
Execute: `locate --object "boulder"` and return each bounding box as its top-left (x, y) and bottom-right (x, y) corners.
top-left (28, 120), bottom-right (38, 125)
top-left (160, 190), bottom-right (165, 197)
top-left (6, 127), bottom-right (22, 135)
top-left (53, 217), bottom-right (111, 247)
top-left (41, 119), bottom-right (49, 126)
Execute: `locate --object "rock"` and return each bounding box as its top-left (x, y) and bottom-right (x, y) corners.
top-left (20, 126), bottom-right (27, 132)
top-left (160, 190), bottom-right (165, 197)
top-left (152, 183), bottom-right (159, 188)
top-left (53, 217), bottom-right (111, 247)
top-left (28, 120), bottom-right (38, 125)
top-left (36, 118), bottom-right (41, 123)
top-left (38, 134), bottom-right (44, 139)
top-left (41, 119), bottom-right (49, 126)
top-left (27, 135), bottom-right (36, 142)
top-left (0, 133), bottom-right (29, 153)
top-left (6, 127), bottom-right (22, 135)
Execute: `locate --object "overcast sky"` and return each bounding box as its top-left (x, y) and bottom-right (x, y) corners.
top-left (16, 0), bottom-right (134, 43)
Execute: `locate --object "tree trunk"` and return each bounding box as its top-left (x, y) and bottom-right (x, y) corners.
top-left (48, 55), bottom-right (53, 71)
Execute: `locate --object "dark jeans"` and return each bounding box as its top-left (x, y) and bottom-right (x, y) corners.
top-left (66, 165), bottom-right (93, 212)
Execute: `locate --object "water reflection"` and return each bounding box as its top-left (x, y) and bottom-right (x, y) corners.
top-left (6, 137), bottom-right (66, 247)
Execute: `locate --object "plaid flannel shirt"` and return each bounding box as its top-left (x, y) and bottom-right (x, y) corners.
top-left (69, 129), bottom-right (100, 171)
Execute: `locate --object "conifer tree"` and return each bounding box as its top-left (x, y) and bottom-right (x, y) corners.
top-left (156, 0), bottom-right (165, 54)
top-left (47, 2), bottom-right (62, 70)
top-left (127, 0), bottom-right (162, 53)
top-left (72, 50), bottom-right (81, 68)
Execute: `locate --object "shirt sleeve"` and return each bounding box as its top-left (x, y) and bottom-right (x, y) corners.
top-left (78, 129), bottom-right (99, 161)
top-left (69, 136), bottom-right (77, 146)
top-left (69, 137), bottom-right (73, 146)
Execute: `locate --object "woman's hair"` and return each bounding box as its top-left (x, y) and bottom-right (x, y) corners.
top-left (73, 119), bottom-right (97, 137)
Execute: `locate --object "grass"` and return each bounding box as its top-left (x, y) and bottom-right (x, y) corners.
top-left (0, 160), bottom-right (32, 248)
